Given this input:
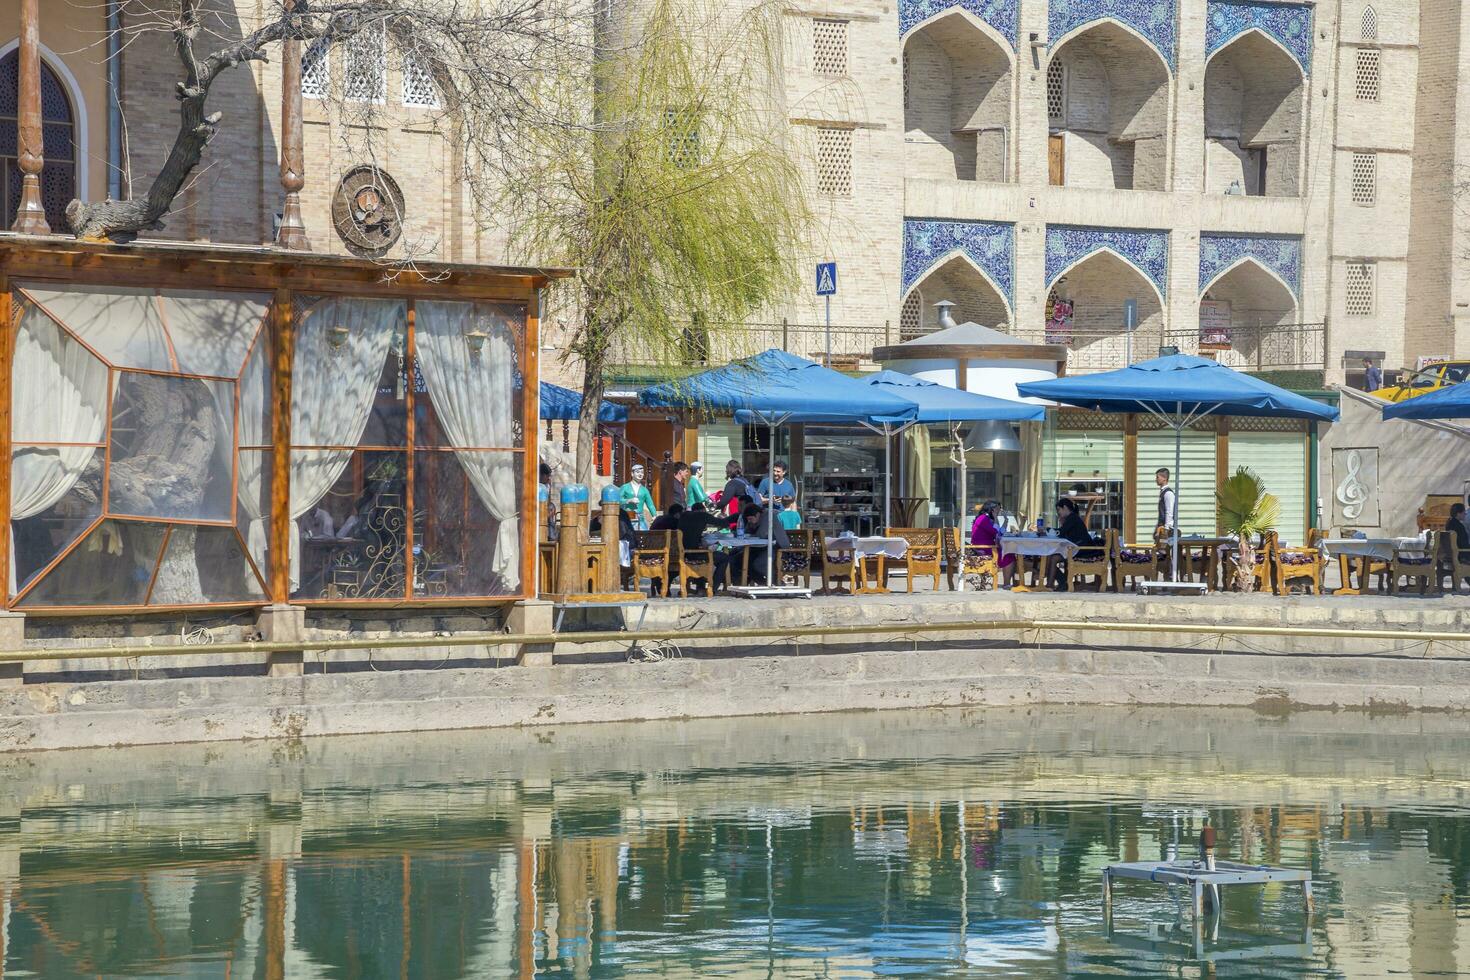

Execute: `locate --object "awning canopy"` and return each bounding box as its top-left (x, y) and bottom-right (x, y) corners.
top-left (539, 381), bottom-right (628, 424)
top-left (1016, 355), bottom-right (1339, 422)
top-left (1381, 382), bottom-right (1470, 420)
top-left (864, 370), bottom-right (1045, 423)
top-left (638, 349), bottom-right (918, 426)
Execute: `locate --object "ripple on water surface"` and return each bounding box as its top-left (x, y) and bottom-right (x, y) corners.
top-left (0, 705), bottom-right (1466, 978)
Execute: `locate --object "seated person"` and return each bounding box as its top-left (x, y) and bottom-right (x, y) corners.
top-left (649, 502), bottom-right (684, 532)
top-left (1447, 503), bottom-right (1470, 558)
top-left (1051, 496), bottom-right (1101, 588)
top-left (677, 502), bottom-right (732, 594)
top-left (726, 493), bottom-right (755, 533)
top-left (777, 496), bottom-right (802, 531)
top-left (740, 503), bottom-right (791, 585)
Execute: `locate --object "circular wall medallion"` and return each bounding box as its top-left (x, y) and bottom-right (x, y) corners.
top-left (332, 166), bottom-right (405, 257)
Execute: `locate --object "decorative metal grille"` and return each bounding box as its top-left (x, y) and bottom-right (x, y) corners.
top-left (816, 127), bottom-right (851, 197)
top-left (1231, 416), bottom-right (1308, 433)
top-left (812, 19), bottom-right (848, 76)
top-left (900, 293), bottom-right (922, 340)
top-left (401, 51), bottom-right (439, 107)
top-left (343, 26), bottom-right (386, 103)
top-left (1355, 48), bottom-right (1380, 102)
top-left (1046, 60), bottom-right (1065, 121)
top-left (664, 107), bottom-right (700, 168)
top-left (1345, 262), bottom-right (1375, 316)
top-left (1361, 6), bottom-right (1378, 41)
top-left (1056, 411), bottom-right (1124, 431)
top-left (1351, 152), bottom-right (1376, 205)
top-left (301, 39), bottom-right (330, 98)
top-left (902, 51), bottom-right (910, 109)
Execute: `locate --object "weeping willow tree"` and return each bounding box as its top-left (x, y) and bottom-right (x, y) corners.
top-left (495, 0), bottom-right (813, 480)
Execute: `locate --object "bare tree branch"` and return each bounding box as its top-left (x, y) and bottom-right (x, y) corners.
top-left (68, 0), bottom-right (593, 241)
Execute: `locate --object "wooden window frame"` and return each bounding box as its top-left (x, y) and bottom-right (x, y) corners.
top-left (0, 256), bottom-right (543, 614)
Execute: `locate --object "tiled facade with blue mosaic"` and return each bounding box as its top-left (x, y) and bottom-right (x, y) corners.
top-left (1045, 226), bottom-right (1170, 297)
top-left (902, 219), bottom-right (1016, 306)
top-left (1198, 234), bottom-right (1303, 297)
top-left (1205, 0), bottom-right (1313, 72)
top-left (897, 0), bottom-right (1019, 46)
top-left (1048, 0), bottom-right (1176, 68)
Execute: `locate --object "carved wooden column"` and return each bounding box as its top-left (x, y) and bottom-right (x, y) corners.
top-left (12, 0), bottom-right (50, 234)
top-left (275, 0), bottom-right (310, 249)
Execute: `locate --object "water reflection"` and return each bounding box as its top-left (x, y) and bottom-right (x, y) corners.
top-left (1, 706), bottom-right (1468, 978)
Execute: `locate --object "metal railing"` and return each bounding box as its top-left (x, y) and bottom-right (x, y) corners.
top-left (611, 319), bottom-right (892, 368)
top-left (1013, 322), bottom-right (1326, 375)
top-left (610, 318), bottom-right (1326, 376)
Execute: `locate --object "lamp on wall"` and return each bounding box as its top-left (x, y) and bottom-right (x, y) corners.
top-left (327, 324), bottom-right (350, 352)
top-left (465, 328), bottom-right (488, 358)
top-left (962, 421), bottom-right (1022, 454)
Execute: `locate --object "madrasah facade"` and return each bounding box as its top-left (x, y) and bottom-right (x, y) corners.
top-left (6, 0), bottom-right (1468, 385)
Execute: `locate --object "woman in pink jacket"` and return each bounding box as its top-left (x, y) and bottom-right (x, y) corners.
top-left (969, 500), bottom-right (1016, 587)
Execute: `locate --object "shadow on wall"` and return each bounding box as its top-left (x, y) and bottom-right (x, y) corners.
top-left (1320, 388), bottom-right (1470, 534)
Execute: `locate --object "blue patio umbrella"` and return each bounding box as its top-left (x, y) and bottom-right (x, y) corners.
top-left (1017, 355), bottom-right (1337, 581)
top-left (539, 381), bottom-right (628, 424)
top-left (1381, 380), bottom-right (1470, 420)
top-left (640, 350), bottom-right (919, 590)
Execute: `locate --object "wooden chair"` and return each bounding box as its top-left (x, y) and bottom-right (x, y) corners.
top-left (1384, 532), bottom-right (1436, 595)
top-left (819, 536), bottom-right (858, 593)
top-left (679, 545), bottom-right (724, 596)
top-left (944, 526), bottom-right (999, 591)
top-left (1275, 530), bottom-right (1326, 596)
top-left (1218, 534), bottom-right (1273, 593)
top-left (1116, 532), bottom-right (1163, 591)
top-left (632, 530), bottom-right (672, 597)
top-left (779, 529), bottom-right (817, 589)
top-left (885, 527), bottom-right (944, 592)
top-left (1065, 529), bottom-right (1115, 592)
top-left (1437, 531), bottom-right (1470, 594)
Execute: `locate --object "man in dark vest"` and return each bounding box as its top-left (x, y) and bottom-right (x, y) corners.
top-left (1156, 467), bottom-right (1177, 532)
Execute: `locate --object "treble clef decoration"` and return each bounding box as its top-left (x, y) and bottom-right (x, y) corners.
top-left (1336, 449), bottom-right (1371, 521)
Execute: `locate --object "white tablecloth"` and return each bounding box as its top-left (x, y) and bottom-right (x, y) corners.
top-left (1002, 536), bottom-right (1080, 561)
top-left (824, 536), bottom-right (908, 560)
top-left (703, 533), bottom-right (773, 551)
top-left (1321, 537), bottom-right (1430, 561)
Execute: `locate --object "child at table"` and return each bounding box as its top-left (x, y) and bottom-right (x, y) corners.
top-left (777, 496), bottom-right (802, 532)
top-left (970, 501), bottom-right (1015, 587)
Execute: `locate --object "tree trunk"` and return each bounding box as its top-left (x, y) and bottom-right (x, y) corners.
top-left (1234, 539), bottom-right (1256, 593)
top-left (575, 349), bottom-right (607, 486)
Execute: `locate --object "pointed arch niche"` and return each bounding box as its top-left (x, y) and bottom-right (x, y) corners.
top-left (1045, 20), bottom-right (1171, 191)
top-left (903, 10), bottom-right (1014, 182)
top-left (1044, 245), bottom-right (1166, 373)
top-left (1203, 30), bottom-right (1306, 197)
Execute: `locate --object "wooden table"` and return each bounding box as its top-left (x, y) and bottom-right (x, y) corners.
top-left (825, 536), bottom-right (908, 594)
top-left (1002, 536), bottom-right (1080, 592)
top-left (1174, 536), bottom-right (1231, 591)
top-left (1322, 537), bottom-right (1430, 595)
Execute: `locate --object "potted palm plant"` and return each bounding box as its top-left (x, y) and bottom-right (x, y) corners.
top-left (1217, 467), bottom-right (1281, 593)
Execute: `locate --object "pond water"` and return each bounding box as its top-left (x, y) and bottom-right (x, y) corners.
top-left (0, 705), bottom-right (1467, 978)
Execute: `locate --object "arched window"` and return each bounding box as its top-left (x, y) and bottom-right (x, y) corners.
top-left (0, 49), bottom-right (76, 231)
top-left (1361, 6), bottom-right (1378, 41)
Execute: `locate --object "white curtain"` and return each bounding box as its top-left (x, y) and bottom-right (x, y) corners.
top-left (414, 300), bottom-right (521, 590)
top-left (236, 340), bottom-right (270, 574)
top-left (288, 297), bottom-right (403, 589)
top-left (10, 305), bottom-right (108, 592)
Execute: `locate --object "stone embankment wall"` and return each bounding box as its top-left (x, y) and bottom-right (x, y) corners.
top-left (3, 591), bottom-right (1470, 752)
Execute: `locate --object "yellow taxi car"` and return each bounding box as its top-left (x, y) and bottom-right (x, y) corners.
top-left (1371, 361), bottom-right (1470, 402)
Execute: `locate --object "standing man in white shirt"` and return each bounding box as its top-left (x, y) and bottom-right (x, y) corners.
top-left (1156, 467), bottom-right (1177, 531)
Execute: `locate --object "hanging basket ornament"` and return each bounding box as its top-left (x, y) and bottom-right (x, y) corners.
top-left (332, 166), bottom-right (406, 257)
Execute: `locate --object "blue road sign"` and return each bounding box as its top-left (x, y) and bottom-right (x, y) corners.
top-left (816, 262), bottom-right (837, 296)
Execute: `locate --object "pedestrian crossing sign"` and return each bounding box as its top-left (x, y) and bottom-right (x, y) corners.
top-left (816, 262), bottom-right (837, 296)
